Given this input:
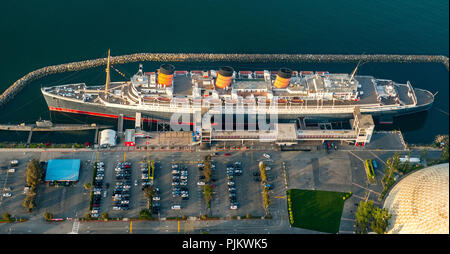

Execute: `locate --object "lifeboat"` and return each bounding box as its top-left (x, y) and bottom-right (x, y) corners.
top-left (277, 99), bottom-right (288, 104)
top-left (157, 97), bottom-right (171, 103)
top-left (143, 96), bottom-right (157, 102)
top-left (290, 99), bottom-right (304, 104)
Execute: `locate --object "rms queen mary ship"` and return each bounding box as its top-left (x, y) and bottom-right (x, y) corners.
top-left (42, 50), bottom-right (434, 126)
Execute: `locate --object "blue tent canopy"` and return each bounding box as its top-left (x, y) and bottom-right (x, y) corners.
top-left (44, 159), bottom-right (81, 182)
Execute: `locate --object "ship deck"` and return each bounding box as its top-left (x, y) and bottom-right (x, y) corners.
top-left (42, 74), bottom-right (428, 109)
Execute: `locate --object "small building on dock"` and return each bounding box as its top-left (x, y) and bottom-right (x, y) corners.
top-left (99, 129), bottom-right (117, 147)
top-left (44, 159), bottom-right (81, 184)
top-left (124, 129), bottom-right (136, 146)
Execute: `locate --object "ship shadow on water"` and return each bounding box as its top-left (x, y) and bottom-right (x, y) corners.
top-left (375, 111), bottom-right (429, 133)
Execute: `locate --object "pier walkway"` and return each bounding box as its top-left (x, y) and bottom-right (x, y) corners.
top-left (0, 124), bottom-right (112, 132)
top-left (0, 53), bottom-right (448, 107)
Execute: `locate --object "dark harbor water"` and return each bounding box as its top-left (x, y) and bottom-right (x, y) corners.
top-left (0, 0), bottom-right (448, 145)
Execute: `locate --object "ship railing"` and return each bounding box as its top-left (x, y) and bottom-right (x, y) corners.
top-left (406, 81), bottom-right (417, 106)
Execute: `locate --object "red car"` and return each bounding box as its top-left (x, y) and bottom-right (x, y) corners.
top-left (224, 153), bottom-right (231, 156)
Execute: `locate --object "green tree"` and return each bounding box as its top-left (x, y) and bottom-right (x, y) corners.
top-left (84, 183), bottom-right (92, 191)
top-left (420, 149), bottom-right (428, 165)
top-left (203, 155), bottom-right (212, 183)
top-left (143, 185), bottom-right (156, 210)
top-left (26, 159), bottom-right (43, 188)
top-left (44, 212), bottom-right (53, 221)
top-left (101, 212), bottom-right (109, 220)
top-left (355, 200), bottom-right (391, 234)
top-left (441, 138), bottom-right (449, 162)
top-left (371, 207), bottom-right (392, 234)
top-left (23, 192), bottom-right (36, 212)
top-left (203, 184), bottom-right (213, 207)
top-left (355, 201), bottom-right (374, 234)
top-left (139, 209), bottom-right (152, 219)
top-left (2, 212), bottom-right (11, 222)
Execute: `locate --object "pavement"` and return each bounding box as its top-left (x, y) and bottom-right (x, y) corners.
top-left (0, 146), bottom-right (443, 234)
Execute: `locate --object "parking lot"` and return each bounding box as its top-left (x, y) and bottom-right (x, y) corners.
top-left (2, 147), bottom-right (423, 226)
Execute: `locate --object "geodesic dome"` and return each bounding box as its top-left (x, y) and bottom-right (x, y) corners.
top-left (383, 163), bottom-right (449, 234)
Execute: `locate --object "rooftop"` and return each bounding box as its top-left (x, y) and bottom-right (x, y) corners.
top-left (44, 159), bottom-right (81, 182)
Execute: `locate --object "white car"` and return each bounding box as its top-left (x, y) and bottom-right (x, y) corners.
top-left (263, 153), bottom-right (271, 159)
top-left (134, 180), bottom-right (138, 186)
top-left (265, 167), bottom-right (271, 171)
top-left (171, 205), bottom-right (181, 210)
top-left (103, 191), bottom-right (107, 198)
top-left (121, 200), bottom-right (130, 204)
top-left (113, 206), bottom-right (121, 211)
top-left (152, 196), bottom-right (160, 201)
top-left (197, 181), bottom-right (205, 186)
top-left (230, 205), bottom-right (238, 210)
top-left (2, 193), bottom-right (12, 197)
top-left (91, 209), bottom-right (99, 214)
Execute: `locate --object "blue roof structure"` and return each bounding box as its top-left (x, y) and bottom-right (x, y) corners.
top-left (44, 159), bottom-right (81, 182)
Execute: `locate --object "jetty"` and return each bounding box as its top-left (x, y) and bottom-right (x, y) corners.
top-left (0, 53), bottom-right (448, 107)
top-left (0, 123), bottom-right (113, 144)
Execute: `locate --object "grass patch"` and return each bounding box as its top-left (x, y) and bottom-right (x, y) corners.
top-left (287, 189), bottom-right (350, 234)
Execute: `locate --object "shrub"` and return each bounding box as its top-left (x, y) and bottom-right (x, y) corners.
top-left (3, 212), bottom-right (11, 222)
top-left (139, 209), bottom-right (152, 219)
top-left (44, 212), bottom-right (53, 221)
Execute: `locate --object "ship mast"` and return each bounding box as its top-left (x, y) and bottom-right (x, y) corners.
top-left (104, 49), bottom-right (111, 96)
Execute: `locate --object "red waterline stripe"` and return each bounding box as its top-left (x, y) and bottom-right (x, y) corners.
top-left (48, 106), bottom-right (195, 125)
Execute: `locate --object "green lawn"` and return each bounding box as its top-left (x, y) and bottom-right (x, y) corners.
top-left (287, 189), bottom-right (350, 234)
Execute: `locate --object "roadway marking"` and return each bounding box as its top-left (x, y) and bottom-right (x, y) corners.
top-left (273, 196), bottom-right (286, 199)
top-left (130, 220), bottom-right (132, 234)
top-left (178, 220), bottom-right (180, 233)
top-left (368, 151), bottom-right (386, 166)
top-left (348, 151), bottom-right (364, 162)
top-left (351, 182), bottom-right (381, 196)
top-left (70, 220), bottom-right (80, 234)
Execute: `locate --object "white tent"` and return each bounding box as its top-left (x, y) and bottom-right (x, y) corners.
top-left (99, 129), bottom-right (116, 147)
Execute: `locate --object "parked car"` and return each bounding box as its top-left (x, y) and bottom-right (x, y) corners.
top-left (263, 153), bottom-right (271, 159)
top-left (171, 205), bottom-right (181, 210)
top-left (197, 181), bottom-right (205, 186)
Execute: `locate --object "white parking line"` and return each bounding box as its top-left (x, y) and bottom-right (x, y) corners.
top-left (70, 220), bottom-right (80, 234)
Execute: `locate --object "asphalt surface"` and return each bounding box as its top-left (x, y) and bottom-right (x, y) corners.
top-left (0, 148), bottom-right (443, 234)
